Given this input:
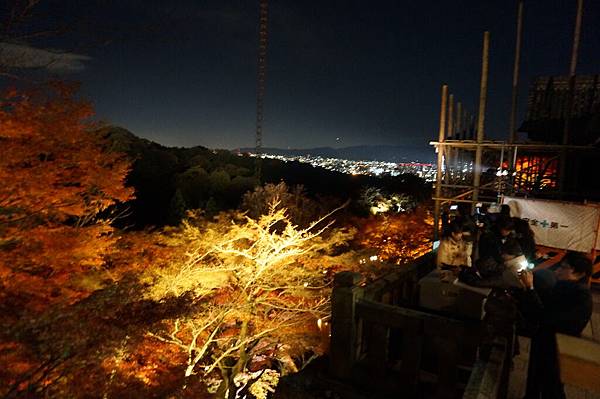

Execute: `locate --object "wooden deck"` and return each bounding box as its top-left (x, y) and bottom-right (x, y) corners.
top-left (508, 290), bottom-right (600, 399)
top-left (329, 251), bottom-right (599, 398)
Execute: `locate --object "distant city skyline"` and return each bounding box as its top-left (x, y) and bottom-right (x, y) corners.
top-left (249, 151), bottom-right (438, 181)
top-left (237, 143), bottom-right (435, 162)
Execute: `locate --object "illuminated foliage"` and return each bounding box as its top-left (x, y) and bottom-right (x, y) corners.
top-left (0, 84), bottom-right (433, 398)
top-left (359, 187), bottom-right (416, 215)
top-left (355, 207), bottom-right (433, 265)
top-left (0, 85), bottom-right (135, 397)
top-left (146, 202), bottom-right (355, 398)
top-left (0, 84), bottom-right (132, 221)
top-left (240, 182), bottom-right (327, 227)
top-left (0, 84), bottom-right (133, 310)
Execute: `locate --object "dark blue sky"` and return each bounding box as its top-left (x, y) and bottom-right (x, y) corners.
top-left (8, 0), bottom-right (600, 150)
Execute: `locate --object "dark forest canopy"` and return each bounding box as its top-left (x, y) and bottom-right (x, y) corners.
top-left (97, 126), bottom-right (431, 227)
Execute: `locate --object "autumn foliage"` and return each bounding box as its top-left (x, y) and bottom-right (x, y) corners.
top-left (0, 84), bottom-right (432, 398)
top-left (144, 203), bottom-right (356, 398)
top-left (354, 207), bottom-right (433, 265)
top-left (0, 85), bottom-right (135, 397)
top-left (0, 84), bottom-right (133, 311)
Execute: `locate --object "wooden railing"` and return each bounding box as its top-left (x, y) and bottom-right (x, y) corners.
top-left (557, 333), bottom-right (600, 393)
top-left (463, 338), bottom-right (508, 399)
top-left (329, 252), bottom-right (511, 399)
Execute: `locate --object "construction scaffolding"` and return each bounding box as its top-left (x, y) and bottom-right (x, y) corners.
top-left (431, 24), bottom-right (600, 239)
top-left (430, 97), bottom-right (599, 239)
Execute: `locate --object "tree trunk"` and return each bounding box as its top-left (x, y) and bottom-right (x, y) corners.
top-left (215, 361), bottom-right (231, 399)
top-left (227, 318), bottom-right (250, 399)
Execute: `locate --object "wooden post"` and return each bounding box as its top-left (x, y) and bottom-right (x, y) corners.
top-left (445, 94), bottom-right (454, 184)
top-left (329, 272), bottom-right (364, 380)
top-left (456, 102), bottom-right (463, 175)
top-left (473, 32), bottom-right (490, 210)
top-left (447, 94), bottom-right (454, 139)
top-left (509, 0), bottom-right (524, 183)
top-left (509, 0), bottom-right (524, 145)
top-left (557, 333), bottom-right (600, 393)
top-left (462, 109), bottom-right (468, 140)
top-left (456, 102), bottom-right (463, 136)
top-left (463, 338), bottom-right (508, 399)
top-left (560, 0), bottom-right (584, 195)
top-left (469, 114), bottom-right (475, 140)
top-left (434, 85), bottom-right (448, 240)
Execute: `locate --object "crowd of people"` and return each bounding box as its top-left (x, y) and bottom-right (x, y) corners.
top-left (436, 204), bottom-right (594, 399)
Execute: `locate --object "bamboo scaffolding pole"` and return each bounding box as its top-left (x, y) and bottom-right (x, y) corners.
top-left (429, 142), bottom-right (596, 150)
top-left (447, 94), bottom-right (455, 139)
top-left (434, 84), bottom-right (448, 240)
top-left (456, 102), bottom-right (463, 138)
top-left (509, 0), bottom-right (524, 145)
top-left (508, 0), bottom-right (524, 192)
top-left (445, 94), bottom-right (454, 184)
top-left (472, 31), bottom-right (490, 209)
top-left (456, 102), bottom-right (463, 175)
top-left (469, 114), bottom-right (475, 140)
top-left (560, 0), bottom-right (584, 195)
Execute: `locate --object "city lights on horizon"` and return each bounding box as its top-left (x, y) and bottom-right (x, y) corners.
top-left (246, 152), bottom-right (437, 181)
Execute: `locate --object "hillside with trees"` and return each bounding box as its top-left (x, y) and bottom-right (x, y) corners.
top-left (0, 87), bottom-right (432, 398)
top-left (98, 126), bottom-right (432, 227)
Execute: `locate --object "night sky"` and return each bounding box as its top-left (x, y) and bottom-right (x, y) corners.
top-left (3, 0), bottom-right (600, 151)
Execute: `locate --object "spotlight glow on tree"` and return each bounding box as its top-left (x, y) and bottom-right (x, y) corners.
top-left (355, 208), bottom-right (433, 264)
top-left (146, 201), bottom-right (355, 398)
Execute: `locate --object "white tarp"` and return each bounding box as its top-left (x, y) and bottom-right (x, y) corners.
top-left (503, 197), bottom-right (600, 252)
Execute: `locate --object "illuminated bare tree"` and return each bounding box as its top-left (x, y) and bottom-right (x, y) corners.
top-left (146, 202), bottom-right (354, 398)
top-left (359, 187), bottom-right (415, 215)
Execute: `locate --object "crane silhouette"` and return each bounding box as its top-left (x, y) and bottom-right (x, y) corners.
top-left (255, 0), bottom-right (269, 180)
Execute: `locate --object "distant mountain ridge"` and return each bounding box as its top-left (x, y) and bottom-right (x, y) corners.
top-left (96, 126), bottom-right (432, 227)
top-left (237, 145), bottom-right (434, 163)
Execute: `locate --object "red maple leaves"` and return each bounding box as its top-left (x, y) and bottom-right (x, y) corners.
top-left (0, 83), bottom-right (134, 311)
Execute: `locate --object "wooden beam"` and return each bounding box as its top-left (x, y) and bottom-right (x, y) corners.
top-left (473, 31), bottom-right (490, 209)
top-left (434, 84), bottom-right (449, 240)
top-left (557, 333), bottom-right (600, 393)
top-left (398, 317), bottom-right (423, 395)
top-left (329, 272), bottom-right (364, 380)
top-left (430, 141), bottom-right (598, 150)
top-left (446, 94), bottom-right (454, 185)
top-left (463, 339), bottom-right (507, 399)
top-left (560, 0), bottom-right (584, 193)
top-left (448, 94), bottom-right (455, 139)
top-left (356, 299), bottom-right (466, 329)
top-left (509, 0), bottom-right (524, 144)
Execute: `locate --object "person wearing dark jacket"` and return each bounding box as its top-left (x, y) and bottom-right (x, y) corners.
top-left (472, 239), bottom-right (526, 289)
top-left (518, 251), bottom-right (593, 399)
top-left (513, 217), bottom-right (537, 263)
top-left (478, 217), bottom-right (514, 264)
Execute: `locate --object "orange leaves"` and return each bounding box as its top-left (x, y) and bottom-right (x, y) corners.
top-left (0, 84), bottom-right (133, 222)
top-left (99, 336), bottom-right (186, 389)
top-left (0, 224), bottom-right (117, 312)
top-left (0, 84), bottom-right (134, 311)
top-left (0, 342), bottom-right (38, 394)
top-left (354, 208), bottom-right (433, 265)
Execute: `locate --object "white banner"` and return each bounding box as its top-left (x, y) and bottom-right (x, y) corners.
top-left (503, 197), bottom-right (600, 252)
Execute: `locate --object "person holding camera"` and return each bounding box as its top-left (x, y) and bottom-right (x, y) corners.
top-left (518, 252), bottom-right (593, 399)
